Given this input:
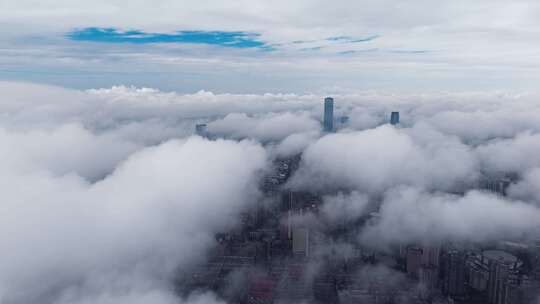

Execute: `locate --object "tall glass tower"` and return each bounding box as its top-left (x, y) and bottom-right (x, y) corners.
top-left (390, 111), bottom-right (400, 125)
top-left (323, 97), bottom-right (334, 132)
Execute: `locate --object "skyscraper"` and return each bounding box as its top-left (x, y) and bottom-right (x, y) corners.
top-left (390, 111), bottom-right (400, 125)
top-left (442, 250), bottom-right (467, 299)
top-left (323, 97), bottom-right (334, 132)
top-left (407, 246), bottom-right (423, 278)
top-left (195, 123), bottom-right (208, 137)
top-left (292, 227), bottom-right (309, 258)
top-left (484, 250), bottom-right (520, 304)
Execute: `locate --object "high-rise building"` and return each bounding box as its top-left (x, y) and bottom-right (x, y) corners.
top-left (339, 116), bottom-right (349, 124)
top-left (390, 111), bottom-right (400, 125)
top-left (442, 250), bottom-right (467, 299)
top-left (195, 123), bottom-right (208, 137)
top-left (422, 246), bottom-right (441, 268)
top-left (484, 250), bottom-right (520, 304)
top-left (335, 115), bottom-right (349, 130)
top-left (292, 228), bottom-right (309, 258)
top-left (407, 246), bottom-right (423, 278)
top-left (419, 265), bottom-right (439, 292)
top-left (324, 97), bottom-right (334, 132)
top-left (468, 254), bottom-right (490, 291)
top-left (479, 175), bottom-right (512, 196)
top-left (507, 279), bottom-right (540, 304)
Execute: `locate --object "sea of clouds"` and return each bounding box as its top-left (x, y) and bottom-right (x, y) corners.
top-left (1, 81), bottom-right (540, 303)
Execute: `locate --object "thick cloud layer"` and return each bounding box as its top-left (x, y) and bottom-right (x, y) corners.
top-left (290, 125), bottom-right (477, 194)
top-left (207, 112), bottom-right (319, 142)
top-left (360, 188), bottom-right (540, 248)
top-left (476, 131), bottom-right (540, 175)
top-left (320, 191), bottom-right (370, 224)
top-left (2, 81), bottom-right (540, 302)
top-left (0, 123), bottom-right (140, 180)
top-left (508, 168), bottom-right (540, 206)
top-left (0, 136), bottom-right (265, 304)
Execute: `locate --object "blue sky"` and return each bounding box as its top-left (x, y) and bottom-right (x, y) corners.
top-left (0, 0), bottom-right (539, 93)
top-left (67, 28), bottom-right (269, 49)
top-left (65, 27), bottom-right (385, 53)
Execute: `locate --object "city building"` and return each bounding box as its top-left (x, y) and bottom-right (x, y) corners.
top-left (468, 254), bottom-right (490, 292)
top-left (292, 228), bottom-right (310, 258)
top-left (324, 97), bottom-right (334, 132)
top-left (442, 250), bottom-right (467, 299)
top-left (420, 265), bottom-right (439, 289)
top-left (195, 123), bottom-right (208, 137)
top-left (390, 111), bottom-right (400, 125)
top-left (176, 157), bottom-right (540, 304)
top-left (507, 279), bottom-right (540, 304)
top-left (406, 245), bottom-right (440, 279)
top-left (339, 115), bottom-right (349, 124)
top-left (422, 246), bottom-right (441, 268)
top-left (407, 246), bottom-right (423, 278)
top-left (335, 115), bottom-right (349, 130)
top-left (479, 175), bottom-right (513, 196)
top-left (248, 275), bottom-right (276, 304)
top-left (484, 250), bottom-right (521, 304)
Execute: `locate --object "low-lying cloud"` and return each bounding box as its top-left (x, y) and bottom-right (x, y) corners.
top-left (0, 136), bottom-right (265, 304)
top-left (1, 81), bottom-right (540, 302)
top-left (360, 187), bottom-right (540, 248)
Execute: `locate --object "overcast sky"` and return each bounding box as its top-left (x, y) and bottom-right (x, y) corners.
top-left (3, 2), bottom-right (540, 303)
top-left (1, 0), bottom-right (540, 93)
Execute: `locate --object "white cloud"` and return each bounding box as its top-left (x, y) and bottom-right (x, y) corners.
top-left (290, 125), bottom-right (477, 194)
top-left (2, 81), bottom-right (540, 301)
top-left (321, 191), bottom-right (370, 224)
top-left (475, 132), bottom-right (540, 174)
top-left (508, 167), bottom-right (540, 205)
top-left (0, 124), bottom-right (139, 180)
top-left (0, 137), bottom-right (266, 304)
top-left (361, 187), bottom-right (540, 247)
top-left (207, 112), bottom-right (320, 142)
top-left (274, 131), bottom-right (320, 157)
top-left (1, 1), bottom-right (540, 92)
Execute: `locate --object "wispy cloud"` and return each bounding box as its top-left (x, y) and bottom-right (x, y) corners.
top-left (338, 48), bottom-right (379, 55)
top-left (293, 35), bottom-right (379, 52)
top-left (326, 35), bottom-right (379, 43)
top-left (67, 27), bottom-right (270, 49)
top-left (338, 50), bottom-right (357, 55)
top-left (337, 48), bottom-right (428, 55)
top-left (300, 46), bottom-right (323, 52)
top-left (387, 49), bottom-right (430, 54)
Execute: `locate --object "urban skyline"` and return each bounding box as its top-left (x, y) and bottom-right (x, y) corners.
top-left (1, 1), bottom-right (540, 304)
top-left (1, 83), bottom-right (540, 303)
top-left (180, 98), bottom-right (538, 304)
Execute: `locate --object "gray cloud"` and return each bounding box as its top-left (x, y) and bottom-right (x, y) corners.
top-left (274, 131), bottom-right (320, 157)
top-left (320, 191), bottom-right (370, 224)
top-left (290, 125), bottom-right (477, 194)
top-left (0, 136), bottom-right (265, 303)
top-left (207, 111), bottom-right (319, 142)
top-left (508, 167), bottom-right (540, 205)
top-left (2, 81), bottom-right (540, 302)
top-left (360, 187), bottom-right (540, 247)
top-left (0, 123), bottom-right (140, 181)
top-left (2, 1), bottom-right (540, 92)
top-left (475, 132), bottom-right (540, 175)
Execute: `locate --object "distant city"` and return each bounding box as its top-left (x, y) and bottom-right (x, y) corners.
top-left (4, 2), bottom-right (540, 303)
top-left (181, 98), bottom-right (540, 304)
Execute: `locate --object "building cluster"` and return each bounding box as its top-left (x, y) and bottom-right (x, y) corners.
top-left (194, 96), bottom-right (399, 138)
top-left (180, 98), bottom-right (540, 304)
top-left (323, 96), bottom-right (400, 133)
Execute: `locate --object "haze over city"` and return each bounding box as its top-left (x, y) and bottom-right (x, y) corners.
top-left (1, 1), bottom-right (540, 304)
